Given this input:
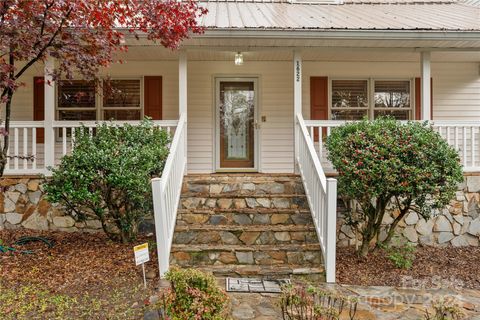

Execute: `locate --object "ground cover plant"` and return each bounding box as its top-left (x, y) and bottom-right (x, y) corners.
top-left (326, 117), bottom-right (463, 256)
top-left (45, 120), bottom-right (170, 243)
top-left (159, 267), bottom-right (230, 320)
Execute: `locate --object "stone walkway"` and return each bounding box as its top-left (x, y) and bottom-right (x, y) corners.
top-left (229, 283), bottom-right (480, 319)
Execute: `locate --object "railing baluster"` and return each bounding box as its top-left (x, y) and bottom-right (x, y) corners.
top-left (319, 126), bottom-right (323, 160)
top-left (471, 126), bottom-right (475, 167)
top-left (62, 127), bottom-right (67, 155)
top-left (14, 128), bottom-right (19, 170)
top-left (23, 127), bottom-right (28, 169)
top-left (455, 127), bottom-right (459, 151)
top-left (32, 128), bottom-right (37, 170)
top-left (71, 128), bottom-right (76, 150)
top-left (463, 126), bottom-right (467, 167)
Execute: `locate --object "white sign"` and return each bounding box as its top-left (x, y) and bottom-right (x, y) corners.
top-left (134, 243), bottom-right (150, 266)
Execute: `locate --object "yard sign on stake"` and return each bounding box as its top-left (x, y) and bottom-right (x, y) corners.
top-left (134, 243), bottom-right (150, 289)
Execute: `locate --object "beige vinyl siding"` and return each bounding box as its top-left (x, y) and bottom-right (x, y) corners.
top-left (187, 61), bottom-right (294, 174)
top-left (432, 63), bottom-right (480, 120)
top-left (10, 64), bottom-right (44, 121)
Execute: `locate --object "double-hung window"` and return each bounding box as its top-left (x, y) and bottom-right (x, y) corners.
top-left (331, 79), bottom-right (411, 120)
top-left (57, 80), bottom-right (96, 121)
top-left (56, 79), bottom-right (142, 121)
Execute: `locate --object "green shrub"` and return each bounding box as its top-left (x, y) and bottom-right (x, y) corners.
top-left (383, 241), bottom-right (417, 270)
top-left (326, 117), bottom-right (463, 257)
top-left (44, 119), bottom-right (170, 243)
top-left (162, 268), bottom-right (229, 320)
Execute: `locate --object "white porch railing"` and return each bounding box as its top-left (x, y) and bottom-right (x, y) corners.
top-left (3, 120), bottom-right (178, 175)
top-left (151, 113), bottom-right (187, 277)
top-left (305, 120), bottom-right (480, 172)
top-left (296, 113), bottom-right (337, 283)
top-left (6, 121), bottom-right (46, 175)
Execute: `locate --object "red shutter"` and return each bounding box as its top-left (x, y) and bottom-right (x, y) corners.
top-left (144, 76), bottom-right (162, 120)
top-left (33, 77), bottom-right (45, 143)
top-left (310, 77), bottom-right (328, 141)
top-left (414, 77), bottom-right (433, 120)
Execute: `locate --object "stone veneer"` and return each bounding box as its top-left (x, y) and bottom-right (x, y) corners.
top-left (337, 175), bottom-right (480, 247)
top-left (2, 174), bottom-right (480, 248)
top-left (0, 176), bottom-right (102, 232)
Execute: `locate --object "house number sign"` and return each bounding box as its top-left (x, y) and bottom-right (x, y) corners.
top-left (295, 60), bottom-right (301, 82)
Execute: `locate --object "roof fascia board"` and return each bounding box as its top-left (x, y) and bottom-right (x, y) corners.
top-left (198, 29), bottom-right (480, 41)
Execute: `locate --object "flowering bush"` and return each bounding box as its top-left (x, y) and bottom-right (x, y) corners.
top-left (326, 117), bottom-right (463, 256)
top-left (162, 268), bottom-right (229, 320)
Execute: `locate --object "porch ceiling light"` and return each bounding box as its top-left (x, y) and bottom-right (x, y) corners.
top-left (235, 52), bottom-right (244, 66)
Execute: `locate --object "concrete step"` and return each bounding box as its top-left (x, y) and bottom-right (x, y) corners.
top-left (180, 194), bottom-right (309, 210)
top-left (170, 243), bottom-right (323, 267)
top-left (173, 224), bottom-right (319, 246)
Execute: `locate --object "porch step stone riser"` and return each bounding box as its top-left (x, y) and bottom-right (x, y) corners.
top-left (173, 230), bottom-right (320, 246)
top-left (176, 212), bottom-right (315, 226)
top-left (194, 265), bottom-right (325, 280)
top-left (184, 174), bottom-right (302, 183)
top-left (180, 196), bottom-right (309, 210)
top-left (171, 249), bottom-right (322, 267)
top-left (183, 181), bottom-right (305, 196)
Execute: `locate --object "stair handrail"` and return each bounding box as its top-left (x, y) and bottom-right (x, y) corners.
top-left (152, 112), bottom-right (187, 277)
top-left (296, 113), bottom-right (337, 283)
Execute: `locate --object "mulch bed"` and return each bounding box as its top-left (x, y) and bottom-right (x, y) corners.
top-left (337, 245), bottom-right (480, 290)
top-left (0, 229), bottom-right (160, 319)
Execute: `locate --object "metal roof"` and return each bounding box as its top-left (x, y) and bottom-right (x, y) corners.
top-left (460, 0), bottom-right (480, 6)
top-left (198, 1), bottom-right (480, 31)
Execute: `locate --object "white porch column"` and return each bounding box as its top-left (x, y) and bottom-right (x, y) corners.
top-left (44, 58), bottom-right (55, 175)
top-left (179, 51), bottom-right (187, 116)
top-left (293, 51), bottom-right (302, 172)
top-left (420, 51), bottom-right (431, 120)
top-left (179, 51), bottom-right (188, 170)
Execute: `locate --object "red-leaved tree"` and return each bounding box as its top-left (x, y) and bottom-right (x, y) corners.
top-left (0, 0), bottom-right (206, 176)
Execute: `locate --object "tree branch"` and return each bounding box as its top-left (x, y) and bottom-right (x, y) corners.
top-left (33, 0), bottom-right (56, 51)
top-left (13, 6), bottom-right (73, 82)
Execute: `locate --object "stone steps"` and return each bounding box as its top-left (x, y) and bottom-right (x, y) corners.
top-left (171, 243), bottom-right (323, 267)
top-left (173, 224), bottom-right (318, 246)
top-left (171, 174), bottom-right (324, 279)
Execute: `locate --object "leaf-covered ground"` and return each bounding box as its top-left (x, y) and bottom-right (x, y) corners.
top-left (0, 229), bottom-right (160, 320)
top-left (337, 245), bottom-right (480, 290)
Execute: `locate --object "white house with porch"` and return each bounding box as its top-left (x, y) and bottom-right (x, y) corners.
top-left (3, 0), bottom-right (480, 282)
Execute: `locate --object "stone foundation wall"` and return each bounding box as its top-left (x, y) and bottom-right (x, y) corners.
top-left (3, 174), bottom-right (480, 248)
top-left (337, 176), bottom-right (480, 247)
top-left (0, 177), bottom-right (102, 232)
